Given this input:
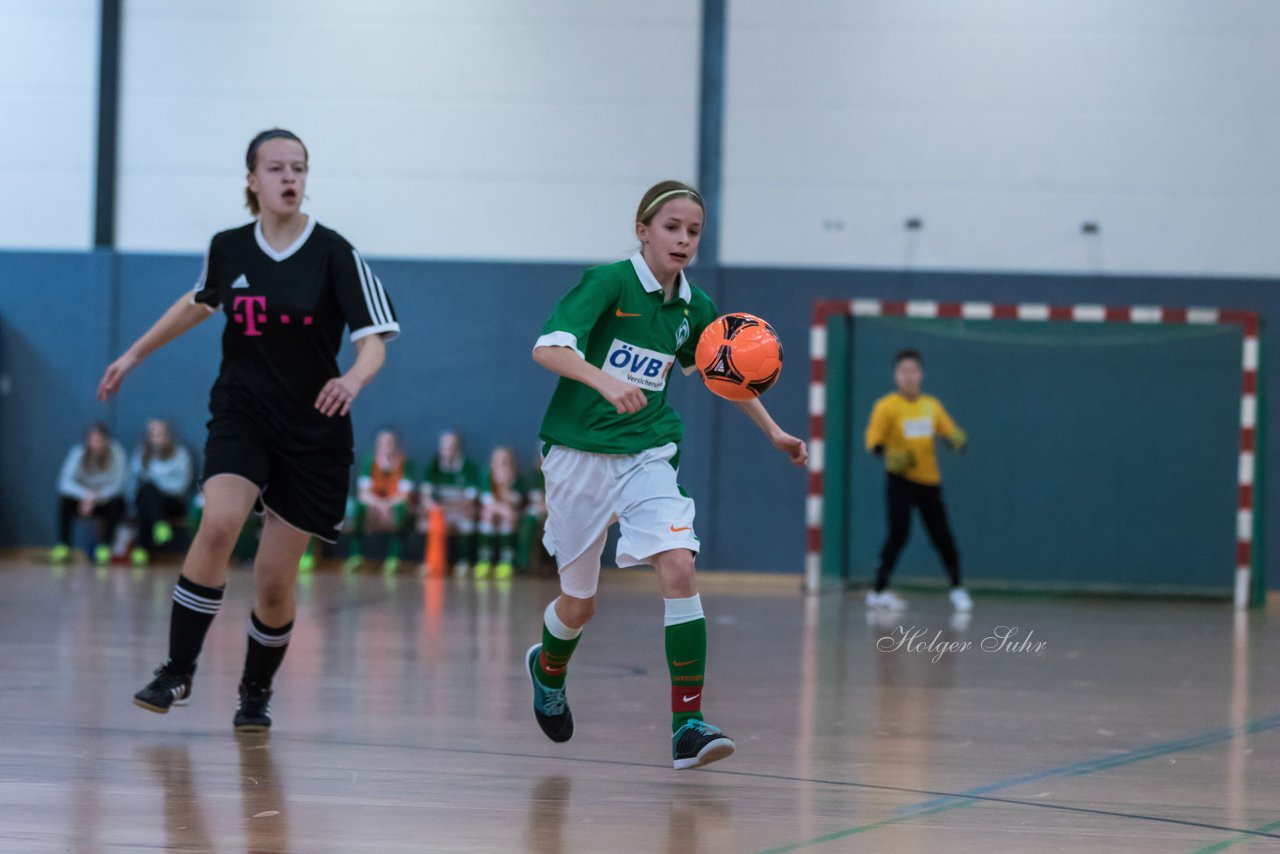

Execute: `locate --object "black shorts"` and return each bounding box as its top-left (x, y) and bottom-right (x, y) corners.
top-left (203, 408), bottom-right (352, 543)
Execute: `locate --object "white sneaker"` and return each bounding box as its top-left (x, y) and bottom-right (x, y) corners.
top-left (866, 590), bottom-right (908, 611)
top-left (949, 587), bottom-right (973, 612)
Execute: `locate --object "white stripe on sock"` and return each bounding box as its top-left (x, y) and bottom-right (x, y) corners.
top-left (545, 599), bottom-right (582, 641)
top-left (247, 622), bottom-right (292, 648)
top-left (663, 594), bottom-right (704, 627)
top-left (173, 587), bottom-right (222, 615)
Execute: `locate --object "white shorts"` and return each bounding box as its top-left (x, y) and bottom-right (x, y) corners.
top-left (541, 442), bottom-right (699, 598)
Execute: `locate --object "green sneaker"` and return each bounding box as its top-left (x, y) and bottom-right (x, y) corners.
top-left (526, 644), bottom-right (573, 743)
top-left (94, 544), bottom-right (112, 566)
top-left (153, 521), bottom-right (174, 546)
top-left (342, 554), bottom-right (364, 574)
top-left (50, 543), bottom-right (71, 564)
top-left (474, 561), bottom-right (492, 579)
top-left (299, 551), bottom-right (316, 573)
top-left (672, 720), bottom-right (735, 770)
top-left (131, 547), bottom-right (150, 567)
top-left (495, 561), bottom-right (513, 580)
top-left (381, 556), bottom-right (401, 574)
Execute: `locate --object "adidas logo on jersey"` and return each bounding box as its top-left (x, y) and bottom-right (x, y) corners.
top-left (231, 274), bottom-right (250, 289)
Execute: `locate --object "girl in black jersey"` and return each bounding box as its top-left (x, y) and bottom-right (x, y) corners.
top-left (98, 129), bottom-right (399, 731)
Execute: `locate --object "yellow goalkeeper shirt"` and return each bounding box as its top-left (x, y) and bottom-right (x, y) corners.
top-left (864, 392), bottom-right (960, 486)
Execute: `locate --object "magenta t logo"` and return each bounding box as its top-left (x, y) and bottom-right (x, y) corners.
top-left (232, 295), bottom-right (268, 336)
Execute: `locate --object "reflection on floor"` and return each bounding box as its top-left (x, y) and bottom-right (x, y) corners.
top-left (0, 560), bottom-right (1276, 853)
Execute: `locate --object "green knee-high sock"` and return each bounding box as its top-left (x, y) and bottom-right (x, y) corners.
top-left (665, 594), bottom-right (707, 732)
top-left (516, 515), bottom-right (540, 569)
top-left (498, 532), bottom-right (516, 565)
top-left (537, 599), bottom-right (581, 689)
top-left (387, 504), bottom-right (406, 559)
top-left (477, 530), bottom-right (496, 564)
top-left (349, 503), bottom-right (366, 557)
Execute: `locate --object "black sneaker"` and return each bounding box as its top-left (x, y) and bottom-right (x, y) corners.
top-left (133, 663), bottom-right (194, 713)
top-left (526, 644), bottom-right (573, 743)
top-left (672, 719), bottom-right (735, 770)
top-left (233, 682), bottom-right (273, 733)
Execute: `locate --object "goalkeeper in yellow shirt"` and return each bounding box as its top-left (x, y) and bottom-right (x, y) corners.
top-left (864, 349), bottom-right (972, 612)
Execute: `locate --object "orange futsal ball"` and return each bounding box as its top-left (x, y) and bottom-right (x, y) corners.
top-left (695, 312), bottom-right (784, 401)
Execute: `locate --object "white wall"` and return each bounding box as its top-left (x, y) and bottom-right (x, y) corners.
top-left (721, 1), bottom-right (1280, 277)
top-left (0, 0), bottom-right (99, 251)
top-left (10, 1), bottom-right (1279, 277)
top-left (116, 1), bottom-right (701, 261)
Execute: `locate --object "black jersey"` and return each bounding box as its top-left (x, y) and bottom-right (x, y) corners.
top-left (191, 218), bottom-right (399, 453)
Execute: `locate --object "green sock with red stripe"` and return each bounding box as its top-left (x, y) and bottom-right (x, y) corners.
top-left (665, 594), bottom-right (706, 732)
top-left (537, 598), bottom-right (581, 689)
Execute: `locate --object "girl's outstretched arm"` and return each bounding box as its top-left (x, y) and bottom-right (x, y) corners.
top-left (98, 295), bottom-right (212, 401)
top-left (733, 397), bottom-right (808, 466)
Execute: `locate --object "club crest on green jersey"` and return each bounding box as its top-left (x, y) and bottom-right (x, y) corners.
top-left (675, 318), bottom-right (691, 350)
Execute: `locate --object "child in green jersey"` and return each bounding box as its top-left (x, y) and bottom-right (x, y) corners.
top-left (475, 445), bottom-right (525, 580)
top-left (525, 180), bottom-right (808, 770)
top-left (345, 428), bottom-right (416, 574)
top-left (516, 443), bottom-right (548, 574)
top-left (418, 429), bottom-right (481, 577)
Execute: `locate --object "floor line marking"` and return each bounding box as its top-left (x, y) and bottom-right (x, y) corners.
top-left (756, 711), bottom-right (1280, 853)
top-left (1188, 817), bottom-right (1280, 854)
top-left (901, 712), bottom-right (1280, 813)
top-left (20, 718), bottom-right (1280, 848)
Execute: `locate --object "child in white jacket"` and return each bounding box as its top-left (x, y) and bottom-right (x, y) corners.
top-left (53, 422), bottom-right (128, 564)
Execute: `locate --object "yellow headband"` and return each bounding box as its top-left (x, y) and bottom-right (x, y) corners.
top-left (640, 188), bottom-right (701, 220)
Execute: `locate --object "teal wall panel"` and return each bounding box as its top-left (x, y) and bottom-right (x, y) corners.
top-left (2, 251), bottom-right (1276, 590)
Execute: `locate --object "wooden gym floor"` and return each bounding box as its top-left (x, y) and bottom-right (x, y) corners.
top-left (0, 557), bottom-right (1276, 853)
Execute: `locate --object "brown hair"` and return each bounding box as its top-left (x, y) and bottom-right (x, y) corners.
top-left (244, 128), bottom-right (308, 215)
top-left (635, 180), bottom-right (703, 225)
top-left (82, 422), bottom-right (112, 473)
top-left (141, 419), bottom-right (175, 469)
top-left (488, 446), bottom-right (517, 496)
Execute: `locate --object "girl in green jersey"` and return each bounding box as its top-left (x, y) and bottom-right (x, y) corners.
top-left (525, 180), bottom-right (807, 769)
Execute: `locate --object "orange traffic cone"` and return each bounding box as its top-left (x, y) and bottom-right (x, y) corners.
top-left (424, 506), bottom-right (448, 578)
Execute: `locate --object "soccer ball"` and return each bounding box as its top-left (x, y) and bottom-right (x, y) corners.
top-left (695, 313), bottom-right (784, 401)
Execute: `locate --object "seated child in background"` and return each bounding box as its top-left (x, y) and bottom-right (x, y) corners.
top-left (419, 429), bottom-right (480, 577)
top-left (53, 421), bottom-right (128, 565)
top-left (129, 418), bottom-right (194, 566)
top-left (345, 428), bottom-right (416, 574)
top-left (475, 445), bottom-right (525, 580)
top-left (516, 443), bottom-right (548, 574)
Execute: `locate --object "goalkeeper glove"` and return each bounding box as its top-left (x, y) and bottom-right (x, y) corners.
top-left (885, 448), bottom-right (915, 474)
top-left (945, 427), bottom-right (968, 453)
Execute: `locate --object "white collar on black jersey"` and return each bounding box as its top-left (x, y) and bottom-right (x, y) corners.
top-left (255, 216), bottom-right (317, 262)
top-left (630, 252), bottom-right (692, 304)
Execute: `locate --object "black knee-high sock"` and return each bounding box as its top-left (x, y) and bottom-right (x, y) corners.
top-left (242, 611), bottom-right (293, 688)
top-left (169, 575), bottom-right (225, 674)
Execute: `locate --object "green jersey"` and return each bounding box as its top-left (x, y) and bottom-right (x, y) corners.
top-left (481, 471), bottom-right (528, 505)
top-left (536, 254), bottom-right (719, 455)
top-left (424, 456), bottom-right (480, 504)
